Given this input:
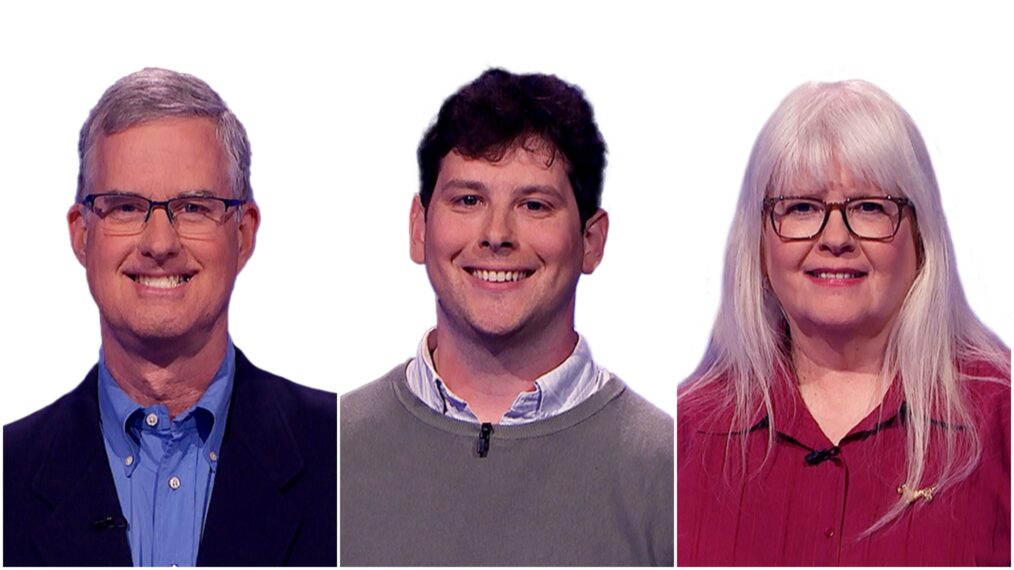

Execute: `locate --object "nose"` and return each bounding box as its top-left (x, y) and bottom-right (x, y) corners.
top-left (817, 208), bottom-right (856, 255)
top-left (479, 206), bottom-right (516, 253)
top-left (137, 207), bottom-right (182, 261)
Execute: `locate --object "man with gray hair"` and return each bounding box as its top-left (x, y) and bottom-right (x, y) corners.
top-left (3, 68), bottom-right (336, 566)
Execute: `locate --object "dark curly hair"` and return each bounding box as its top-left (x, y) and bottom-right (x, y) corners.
top-left (417, 68), bottom-right (607, 226)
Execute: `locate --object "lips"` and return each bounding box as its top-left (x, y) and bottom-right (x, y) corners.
top-left (466, 268), bottom-right (534, 283)
top-left (805, 267), bottom-right (867, 279)
top-left (127, 273), bottom-right (194, 289)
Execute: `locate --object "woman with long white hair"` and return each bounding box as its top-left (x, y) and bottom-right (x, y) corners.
top-left (677, 80), bottom-right (1010, 566)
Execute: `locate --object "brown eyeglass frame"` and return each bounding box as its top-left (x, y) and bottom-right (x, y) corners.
top-left (762, 195), bottom-right (912, 241)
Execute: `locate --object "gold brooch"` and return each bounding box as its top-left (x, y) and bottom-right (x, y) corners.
top-left (897, 484), bottom-right (936, 503)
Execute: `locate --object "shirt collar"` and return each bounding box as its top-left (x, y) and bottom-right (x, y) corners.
top-left (745, 364), bottom-right (907, 449)
top-left (98, 339), bottom-right (236, 475)
top-left (405, 328), bottom-right (610, 424)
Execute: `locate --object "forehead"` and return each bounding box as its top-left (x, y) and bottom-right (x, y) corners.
top-left (776, 165), bottom-right (890, 199)
top-left (90, 117), bottom-right (230, 196)
top-left (435, 146), bottom-right (573, 198)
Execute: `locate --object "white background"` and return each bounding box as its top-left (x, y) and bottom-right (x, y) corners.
top-left (1, 1), bottom-right (1011, 425)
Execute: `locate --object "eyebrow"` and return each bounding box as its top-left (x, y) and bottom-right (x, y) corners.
top-left (439, 178), bottom-right (487, 193)
top-left (103, 188), bottom-right (220, 199)
top-left (439, 179), bottom-right (564, 200)
top-left (515, 184), bottom-right (565, 200)
top-left (777, 187), bottom-right (889, 200)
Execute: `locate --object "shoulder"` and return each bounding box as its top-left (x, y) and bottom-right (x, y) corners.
top-left (959, 359), bottom-right (1010, 396)
top-left (3, 369), bottom-right (103, 564)
top-left (595, 378), bottom-right (673, 465)
top-left (609, 378), bottom-right (672, 432)
top-left (958, 358), bottom-right (1010, 429)
top-left (4, 368), bottom-right (98, 461)
top-left (233, 349), bottom-right (336, 436)
top-left (340, 361), bottom-right (408, 428)
top-left (677, 373), bottom-right (741, 435)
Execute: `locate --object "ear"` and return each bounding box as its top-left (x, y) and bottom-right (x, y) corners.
top-left (68, 203), bottom-right (89, 266)
top-left (581, 208), bottom-right (609, 274)
top-left (236, 202), bottom-right (261, 272)
top-left (409, 194), bottom-right (427, 265)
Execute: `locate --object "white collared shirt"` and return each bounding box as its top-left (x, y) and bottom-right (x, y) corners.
top-left (405, 328), bottom-right (611, 425)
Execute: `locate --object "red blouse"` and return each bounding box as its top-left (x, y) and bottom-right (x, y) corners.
top-left (677, 363), bottom-right (1010, 566)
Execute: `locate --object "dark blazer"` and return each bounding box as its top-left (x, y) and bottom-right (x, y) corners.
top-left (3, 349), bottom-right (337, 566)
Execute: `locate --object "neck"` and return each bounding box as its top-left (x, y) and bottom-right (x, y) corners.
top-left (789, 323), bottom-right (890, 378)
top-left (788, 321), bottom-right (894, 445)
top-left (101, 320), bottom-right (230, 419)
top-left (432, 312), bottom-right (578, 424)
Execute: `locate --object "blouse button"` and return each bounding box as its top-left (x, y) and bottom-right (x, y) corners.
top-left (824, 528), bottom-right (835, 538)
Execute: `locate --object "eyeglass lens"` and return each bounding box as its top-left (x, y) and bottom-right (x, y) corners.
top-left (88, 195), bottom-right (234, 236)
top-left (771, 198), bottom-right (902, 240)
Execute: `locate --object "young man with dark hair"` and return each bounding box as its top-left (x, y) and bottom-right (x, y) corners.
top-left (340, 69), bottom-right (673, 566)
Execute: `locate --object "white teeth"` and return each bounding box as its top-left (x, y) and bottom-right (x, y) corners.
top-left (133, 275), bottom-right (189, 288)
top-left (814, 272), bottom-right (860, 279)
top-left (471, 269), bottom-right (530, 283)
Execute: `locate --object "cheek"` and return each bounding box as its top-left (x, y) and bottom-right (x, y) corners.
top-left (531, 226), bottom-right (583, 275)
top-left (425, 209), bottom-right (484, 257)
top-left (762, 231), bottom-right (802, 283)
top-left (85, 236), bottom-right (128, 278)
top-left (876, 229), bottom-right (920, 295)
top-left (424, 223), bottom-right (466, 262)
top-left (196, 240), bottom-right (241, 274)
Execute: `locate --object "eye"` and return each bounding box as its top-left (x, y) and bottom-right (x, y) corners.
top-left (95, 196), bottom-right (148, 218)
top-left (184, 202), bottom-right (211, 214)
top-left (453, 195), bottom-right (481, 207)
top-left (781, 200), bottom-right (821, 215)
top-left (173, 199), bottom-right (215, 216)
top-left (523, 201), bottom-right (546, 212)
top-left (115, 202), bottom-right (143, 213)
top-left (854, 200), bottom-right (887, 214)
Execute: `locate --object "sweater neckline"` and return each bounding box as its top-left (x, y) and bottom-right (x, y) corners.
top-left (387, 360), bottom-right (627, 438)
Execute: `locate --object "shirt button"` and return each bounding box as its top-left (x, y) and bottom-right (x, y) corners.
top-left (145, 413), bottom-right (159, 427)
top-left (124, 455), bottom-right (134, 466)
top-left (209, 450), bottom-right (218, 461)
top-left (825, 528), bottom-right (835, 538)
top-left (168, 475), bottom-right (182, 490)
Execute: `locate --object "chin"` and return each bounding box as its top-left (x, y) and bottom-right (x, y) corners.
top-left (457, 309), bottom-right (536, 341)
top-left (797, 314), bottom-right (886, 336)
top-left (127, 321), bottom-right (197, 341)
top-left (104, 311), bottom-right (207, 342)
top-left (466, 316), bottom-right (528, 339)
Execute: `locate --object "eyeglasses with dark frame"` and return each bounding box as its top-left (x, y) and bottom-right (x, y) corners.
top-left (81, 193), bottom-right (247, 237)
top-left (763, 195), bottom-right (912, 241)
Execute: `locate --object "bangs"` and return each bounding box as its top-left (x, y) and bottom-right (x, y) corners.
top-left (764, 83), bottom-right (918, 200)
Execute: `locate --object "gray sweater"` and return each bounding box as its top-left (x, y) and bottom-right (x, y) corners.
top-left (340, 362), bottom-right (673, 566)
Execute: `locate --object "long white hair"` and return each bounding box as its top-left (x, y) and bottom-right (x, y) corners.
top-left (680, 79), bottom-right (1010, 532)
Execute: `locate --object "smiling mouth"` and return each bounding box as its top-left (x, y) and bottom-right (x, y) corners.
top-left (129, 274), bottom-right (193, 289)
top-left (466, 268), bottom-right (534, 283)
top-left (806, 271), bottom-right (867, 279)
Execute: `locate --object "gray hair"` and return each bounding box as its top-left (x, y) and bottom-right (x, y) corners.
top-left (681, 79), bottom-right (1010, 533)
top-left (77, 67), bottom-right (252, 201)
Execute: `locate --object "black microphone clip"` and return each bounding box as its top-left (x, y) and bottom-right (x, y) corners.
top-left (91, 515), bottom-right (128, 531)
top-left (474, 422), bottom-right (494, 458)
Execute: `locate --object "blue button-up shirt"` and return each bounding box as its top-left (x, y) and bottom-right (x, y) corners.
top-left (98, 342), bottom-right (235, 567)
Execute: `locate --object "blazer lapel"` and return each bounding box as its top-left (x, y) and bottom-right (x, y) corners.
top-left (31, 369), bottom-right (133, 566)
top-left (197, 352), bottom-right (305, 566)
